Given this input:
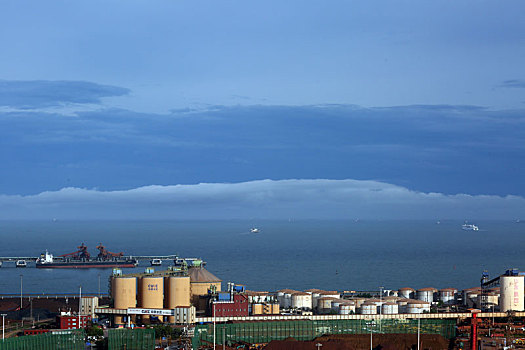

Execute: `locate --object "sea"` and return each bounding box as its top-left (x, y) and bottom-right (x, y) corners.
top-left (0, 220), bottom-right (523, 295)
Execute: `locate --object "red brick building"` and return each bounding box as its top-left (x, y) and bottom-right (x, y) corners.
top-left (56, 315), bottom-right (91, 329)
top-left (211, 294), bottom-right (249, 317)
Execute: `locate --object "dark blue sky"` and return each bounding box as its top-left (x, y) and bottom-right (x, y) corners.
top-left (0, 1), bottom-right (524, 219)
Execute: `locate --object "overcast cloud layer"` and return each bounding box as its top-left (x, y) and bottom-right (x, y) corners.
top-left (1, 98), bottom-right (524, 198)
top-left (1, 179), bottom-right (523, 220)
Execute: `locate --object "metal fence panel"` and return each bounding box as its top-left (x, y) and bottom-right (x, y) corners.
top-left (192, 319), bottom-right (456, 348)
top-left (108, 328), bottom-right (155, 350)
top-left (0, 329), bottom-right (85, 350)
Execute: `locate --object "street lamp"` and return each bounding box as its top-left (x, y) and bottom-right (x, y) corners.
top-left (20, 275), bottom-right (23, 310)
top-left (379, 286), bottom-right (384, 333)
top-left (1, 313), bottom-right (7, 340)
top-left (213, 302), bottom-right (216, 350)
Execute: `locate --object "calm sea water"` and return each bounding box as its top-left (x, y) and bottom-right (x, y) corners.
top-left (0, 220), bottom-right (523, 294)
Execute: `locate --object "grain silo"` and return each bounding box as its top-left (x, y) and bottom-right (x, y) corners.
top-left (139, 276), bottom-right (164, 323)
top-left (188, 267), bottom-right (221, 306)
top-left (500, 275), bottom-right (525, 312)
top-left (112, 277), bottom-right (137, 325)
top-left (165, 276), bottom-right (191, 323)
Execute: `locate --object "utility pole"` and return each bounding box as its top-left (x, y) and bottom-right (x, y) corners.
top-left (78, 286), bottom-right (82, 329)
top-left (417, 317), bottom-right (420, 350)
top-left (213, 302), bottom-right (216, 350)
top-left (1, 313), bottom-right (7, 340)
top-left (379, 286), bottom-right (384, 333)
top-left (20, 275), bottom-right (23, 310)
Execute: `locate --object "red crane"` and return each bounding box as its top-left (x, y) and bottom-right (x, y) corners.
top-left (96, 243), bottom-right (123, 261)
top-left (58, 243), bottom-right (91, 260)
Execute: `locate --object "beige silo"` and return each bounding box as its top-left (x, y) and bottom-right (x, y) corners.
top-left (140, 276), bottom-right (164, 323)
top-left (252, 303), bottom-right (264, 315)
top-left (500, 275), bottom-right (525, 312)
top-left (165, 276), bottom-right (191, 323)
top-left (188, 267), bottom-right (222, 307)
top-left (112, 277), bottom-right (137, 325)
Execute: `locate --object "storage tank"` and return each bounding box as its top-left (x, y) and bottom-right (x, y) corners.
top-left (439, 288), bottom-right (457, 305)
top-left (416, 288), bottom-right (436, 303)
top-left (305, 289), bottom-right (322, 308)
top-left (381, 302), bottom-right (398, 315)
top-left (406, 300), bottom-right (430, 314)
top-left (360, 302), bottom-right (377, 315)
top-left (350, 297), bottom-right (367, 309)
top-left (500, 275), bottom-right (525, 312)
top-left (291, 292), bottom-right (312, 309)
top-left (188, 267), bottom-right (222, 307)
top-left (252, 303), bottom-right (264, 315)
top-left (339, 302), bottom-right (355, 315)
top-left (140, 276), bottom-right (164, 323)
top-left (112, 277), bottom-right (137, 325)
top-left (398, 287), bottom-right (415, 299)
top-left (396, 299), bottom-right (409, 314)
top-left (165, 276), bottom-right (191, 323)
top-left (283, 291), bottom-right (293, 309)
top-left (331, 300), bottom-right (342, 312)
top-left (276, 291), bottom-right (285, 307)
top-left (317, 297), bottom-right (334, 313)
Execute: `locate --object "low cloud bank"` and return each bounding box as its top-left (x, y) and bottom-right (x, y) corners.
top-left (0, 80), bottom-right (129, 109)
top-left (0, 179), bottom-right (523, 220)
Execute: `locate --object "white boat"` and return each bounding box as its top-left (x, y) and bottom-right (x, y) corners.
top-left (250, 228), bottom-right (260, 233)
top-left (16, 260), bottom-right (27, 268)
top-left (150, 258), bottom-right (162, 266)
top-left (462, 224), bottom-right (479, 231)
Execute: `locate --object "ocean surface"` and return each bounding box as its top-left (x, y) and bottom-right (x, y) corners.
top-left (0, 220), bottom-right (523, 295)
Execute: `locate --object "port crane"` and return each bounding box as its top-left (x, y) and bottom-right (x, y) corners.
top-left (58, 243), bottom-right (91, 260)
top-left (96, 243), bottom-right (124, 261)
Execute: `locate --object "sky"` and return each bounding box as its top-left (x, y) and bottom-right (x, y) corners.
top-left (0, 0), bottom-right (524, 219)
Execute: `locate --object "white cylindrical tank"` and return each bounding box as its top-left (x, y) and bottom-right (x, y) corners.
top-left (416, 288), bottom-right (436, 303)
top-left (311, 292), bottom-right (321, 308)
top-left (331, 300), bottom-right (342, 312)
top-left (284, 292), bottom-right (292, 309)
top-left (338, 302), bottom-right (356, 315)
top-left (351, 297), bottom-right (367, 309)
top-left (398, 288), bottom-right (414, 299)
top-left (360, 302), bottom-right (377, 315)
top-left (381, 302), bottom-right (398, 315)
top-left (500, 275), bottom-right (525, 312)
top-left (406, 300), bottom-right (430, 314)
top-left (292, 292), bottom-right (312, 309)
top-left (439, 288), bottom-right (457, 305)
top-left (317, 297), bottom-right (334, 313)
top-left (396, 299), bottom-right (409, 314)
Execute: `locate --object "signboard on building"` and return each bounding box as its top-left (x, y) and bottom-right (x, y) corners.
top-left (127, 308), bottom-right (174, 316)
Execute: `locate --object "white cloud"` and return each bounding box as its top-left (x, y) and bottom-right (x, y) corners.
top-left (0, 179), bottom-right (523, 220)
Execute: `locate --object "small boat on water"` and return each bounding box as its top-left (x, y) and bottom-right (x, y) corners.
top-left (250, 228), bottom-right (260, 233)
top-left (150, 258), bottom-right (162, 266)
top-left (462, 223), bottom-right (479, 231)
top-left (16, 260), bottom-right (27, 268)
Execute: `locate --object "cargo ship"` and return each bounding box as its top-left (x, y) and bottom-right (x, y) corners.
top-left (36, 243), bottom-right (138, 269)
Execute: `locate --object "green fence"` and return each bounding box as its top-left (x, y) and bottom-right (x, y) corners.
top-left (108, 328), bottom-right (156, 350)
top-left (192, 319), bottom-right (457, 348)
top-left (0, 329), bottom-right (85, 350)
